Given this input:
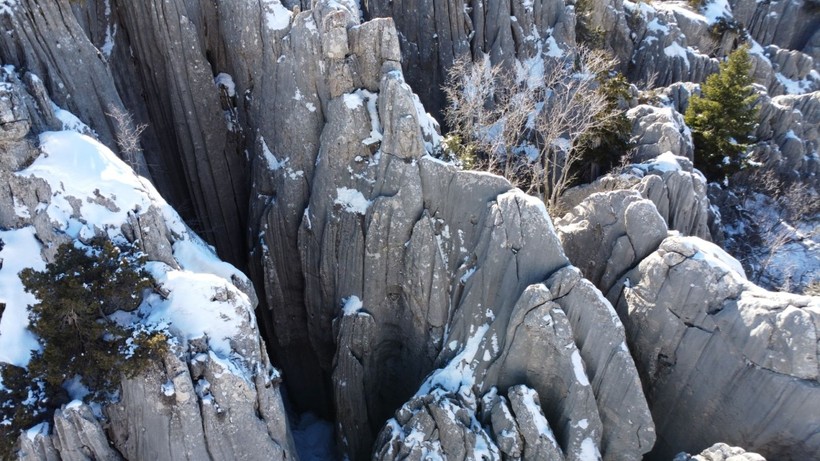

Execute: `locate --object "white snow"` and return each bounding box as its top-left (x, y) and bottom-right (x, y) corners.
top-left (11, 128), bottom-right (257, 381)
top-left (664, 42), bottom-right (690, 66)
top-left (544, 35), bottom-right (564, 58)
top-left (214, 73), bottom-right (236, 97)
top-left (357, 89), bottom-right (382, 145)
top-left (19, 131), bottom-right (155, 238)
top-left (0, 227), bottom-right (45, 368)
top-left (418, 324), bottom-right (489, 397)
top-left (343, 92), bottom-right (364, 110)
top-left (646, 18), bottom-right (669, 33)
top-left (52, 103), bottom-right (94, 135)
top-left (647, 151), bottom-right (685, 172)
top-left (62, 376), bottom-right (91, 402)
top-left (13, 195), bottom-right (29, 218)
top-left (101, 0), bottom-right (116, 58)
top-left (334, 187), bottom-right (371, 214)
top-left (702, 0), bottom-right (732, 24)
top-left (161, 380), bottom-right (175, 397)
top-left (775, 72), bottom-right (813, 95)
top-left (413, 92), bottom-right (441, 154)
top-left (578, 437), bottom-right (601, 461)
top-left (570, 349), bottom-right (590, 386)
top-left (518, 387), bottom-right (559, 448)
top-left (262, 0), bottom-right (292, 31)
top-left (64, 399), bottom-right (83, 411)
top-left (0, 0), bottom-right (17, 15)
top-left (172, 238), bottom-right (246, 283)
top-left (25, 422), bottom-right (49, 441)
top-left (342, 295), bottom-right (364, 316)
top-left (141, 260), bottom-right (254, 363)
top-left (259, 137), bottom-right (303, 179)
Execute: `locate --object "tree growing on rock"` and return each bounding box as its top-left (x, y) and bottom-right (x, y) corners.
top-left (0, 237), bottom-right (167, 457)
top-left (442, 47), bottom-right (626, 214)
top-left (685, 46), bottom-right (759, 182)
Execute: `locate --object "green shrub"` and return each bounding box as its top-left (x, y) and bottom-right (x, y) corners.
top-left (0, 237), bottom-right (167, 458)
top-left (685, 46), bottom-right (759, 182)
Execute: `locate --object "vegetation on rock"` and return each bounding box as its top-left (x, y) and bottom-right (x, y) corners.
top-left (442, 48), bottom-right (630, 213)
top-left (685, 46), bottom-right (759, 182)
top-left (0, 237), bottom-right (167, 458)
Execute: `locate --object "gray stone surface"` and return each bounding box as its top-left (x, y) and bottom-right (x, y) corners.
top-left (607, 236), bottom-right (820, 460)
top-left (626, 105), bottom-right (694, 163)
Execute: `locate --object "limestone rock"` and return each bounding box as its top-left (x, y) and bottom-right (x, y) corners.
top-left (607, 236), bottom-right (820, 460)
top-left (559, 153), bottom-right (715, 246)
top-left (51, 404), bottom-right (121, 461)
top-left (626, 105), bottom-right (694, 163)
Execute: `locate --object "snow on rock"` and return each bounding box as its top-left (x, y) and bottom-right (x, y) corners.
top-left (677, 235), bottom-right (747, 280)
top-left (334, 187), bottom-right (371, 214)
top-left (10, 130), bottom-right (257, 379)
top-left (0, 227), bottom-right (45, 368)
top-left (141, 261), bottom-right (254, 364)
top-left (19, 131), bottom-right (158, 239)
top-left (214, 73), bottom-right (236, 97)
top-left (701, 0), bottom-right (732, 25)
top-left (262, 0), bottom-right (292, 31)
top-left (342, 295), bottom-right (364, 316)
top-left (0, 0), bottom-right (17, 15)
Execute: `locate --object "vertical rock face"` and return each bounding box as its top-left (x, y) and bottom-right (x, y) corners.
top-left (364, 0), bottom-right (577, 118)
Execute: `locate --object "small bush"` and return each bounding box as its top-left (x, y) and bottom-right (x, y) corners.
top-left (0, 237), bottom-right (167, 458)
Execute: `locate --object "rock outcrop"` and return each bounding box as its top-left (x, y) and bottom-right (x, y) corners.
top-left (558, 173), bottom-right (819, 460)
top-left (607, 236), bottom-right (820, 460)
top-left (559, 154), bottom-right (715, 252)
top-left (0, 76), bottom-right (298, 461)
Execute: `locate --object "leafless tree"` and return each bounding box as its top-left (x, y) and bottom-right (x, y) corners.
top-left (107, 105), bottom-right (149, 177)
top-left (443, 47), bottom-right (622, 213)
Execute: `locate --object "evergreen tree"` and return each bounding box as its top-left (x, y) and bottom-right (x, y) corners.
top-left (685, 46), bottom-right (759, 181)
top-left (0, 238), bottom-right (167, 458)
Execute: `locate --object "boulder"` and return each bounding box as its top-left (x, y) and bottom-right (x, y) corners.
top-left (607, 236), bottom-right (820, 460)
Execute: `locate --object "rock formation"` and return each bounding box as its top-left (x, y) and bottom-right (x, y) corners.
top-left (558, 175), bottom-right (819, 461)
top-left (0, 76), bottom-right (297, 461)
top-left (0, 0), bottom-right (818, 459)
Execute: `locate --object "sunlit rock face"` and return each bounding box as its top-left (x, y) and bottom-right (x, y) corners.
top-left (557, 172), bottom-right (820, 461)
top-left (0, 0), bottom-right (818, 459)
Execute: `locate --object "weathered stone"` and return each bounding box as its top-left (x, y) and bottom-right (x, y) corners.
top-left (608, 236), bottom-right (820, 460)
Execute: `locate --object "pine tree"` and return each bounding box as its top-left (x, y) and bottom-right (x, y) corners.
top-left (685, 46), bottom-right (759, 181)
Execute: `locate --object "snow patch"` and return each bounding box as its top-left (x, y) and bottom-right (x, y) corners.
top-left (52, 103), bottom-right (93, 135)
top-left (262, 0), bottom-right (292, 31)
top-left (141, 261), bottom-right (254, 364)
top-left (0, 227), bottom-right (45, 368)
top-left (342, 296), bottom-right (364, 316)
top-left (570, 349), bottom-right (590, 386)
top-left (214, 73), bottom-right (236, 97)
top-left (678, 236), bottom-right (747, 279)
top-left (343, 92), bottom-right (364, 110)
top-left (0, 0), bottom-right (17, 15)
top-left (579, 437), bottom-right (600, 461)
top-left (25, 422), bottom-right (49, 441)
top-left (334, 187), bottom-right (371, 214)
